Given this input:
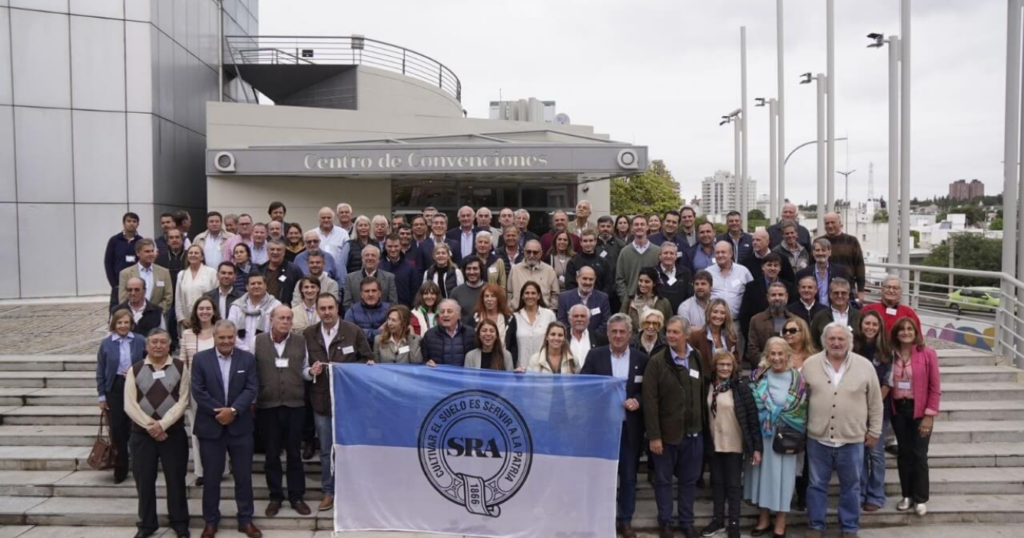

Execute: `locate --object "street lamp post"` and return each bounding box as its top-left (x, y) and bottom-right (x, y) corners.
top-left (900, 0), bottom-right (912, 282)
top-left (827, 0), bottom-right (837, 213)
top-left (777, 0), bottom-right (787, 210)
top-left (802, 73), bottom-right (828, 234)
top-left (721, 111), bottom-right (743, 220)
top-left (741, 26), bottom-right (750, 230)
top-left (757, 97), bottom-right (779, 222)
top-left (869, 33), bottom-right (901, 275)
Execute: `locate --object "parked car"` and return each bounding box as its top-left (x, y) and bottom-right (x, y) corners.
top-left (946, 287), bottom-right (1001, 314)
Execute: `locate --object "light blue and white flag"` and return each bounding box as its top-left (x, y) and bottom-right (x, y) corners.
top-left (331, 363), bottom-right (626, 538)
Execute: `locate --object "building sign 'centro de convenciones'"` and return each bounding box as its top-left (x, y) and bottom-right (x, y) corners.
top-left (304, 151), bottom-right (549, 171)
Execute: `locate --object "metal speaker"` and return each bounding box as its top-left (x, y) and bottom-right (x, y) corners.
top-left (617, 149), bottom-right (639, 170)
top-left (214, 152), bottom-right (236, 173)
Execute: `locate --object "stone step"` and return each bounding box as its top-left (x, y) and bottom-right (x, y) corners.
top-left (0, 356), bottom-right (95, 373)
top-left (939, 401), bottom-right (1024, 421)
top-left (0, 407), bottom-right (100, 427)
top-left (23, 389), bottom-right (99, 407)
top-left (935, 349), bottom-right (999, 367)
top-left (0, 446), bottom-right (329, 474)
top-left (930, 421), bottom-right (1024, 444)
top-left (0, 373), bottom-right (93, 390)
top-left (0, 493), bottom-right (1022, 531)
top-left (939, 382), bottom-right (1024, 401)
top-left (937, 366), bottom-right (1022, 384)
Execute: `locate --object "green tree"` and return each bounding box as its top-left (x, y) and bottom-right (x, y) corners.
top-left (990, 218), bottom-right (1004, 231)
top-left (873, 209), bottom-right (889, 223)
top-left (610, 160), bottom-right (682, 216)
top-left (918, 234), bottom-right (1001, 290)
top-left (747, 209), bottom-right (766, 221)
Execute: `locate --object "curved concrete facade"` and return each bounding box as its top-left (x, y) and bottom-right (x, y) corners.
top-left (356, 66), bottom-right (463, 118)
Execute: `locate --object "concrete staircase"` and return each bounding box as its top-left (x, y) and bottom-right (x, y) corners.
top-left (0, 349), bottom-right (1020, 534)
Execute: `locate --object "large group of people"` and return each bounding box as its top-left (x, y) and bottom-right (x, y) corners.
top-left (99, 200), bottom-right (941, 538)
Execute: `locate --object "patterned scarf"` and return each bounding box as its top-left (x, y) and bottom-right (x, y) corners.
top-left (710, 378), bottom-right (731, 418)
top-left (751, 368), bottom-right (808, 438)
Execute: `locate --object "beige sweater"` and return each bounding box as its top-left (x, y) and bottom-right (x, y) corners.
top-left (802, 351), bottom-right (884, 444)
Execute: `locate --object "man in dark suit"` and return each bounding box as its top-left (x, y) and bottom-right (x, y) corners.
top-left (581, 313), bottom-right (649, 538)
top-left (556, 266), bottom-right (611, 335)
top-left (446, 206), bottom-right (485, 260)
top-left (565, 304), bottom-right (608, 369)
top-left (203, 262), bottom-right (243, 319)
top-left (739, 252), bottom-right (796, 339)
top-left (767, 203), bottom-right (813, 251)
top-left (794, 238), bottom-right (851, 309)
top-left (421, 214), bottom-right (462, 267)
top-left (809, 278), bottom-right (863, 345)
top-left (741, 229), bottom-right (796, 285)
top-left (788, 275), bottom-right (828, 325)
top-left (191, 320), bottom-right (261, 538)
top-left (116, 277), bottom-right (164, 336)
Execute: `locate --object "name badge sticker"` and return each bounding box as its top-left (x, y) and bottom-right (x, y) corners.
top-left (342, 345), bottom-right (355, 354)
top-left (278, 274), bottom-right (287, 282)
top-left (156, 280), bottom-right (165, 287)
top-left (152, 370), bottom-right (166, 379)
top-left (689, 369), bottom-right (700, 379)
top-left (599, 251), bottom-right (608, 258)
top-left (488, 266), bottom-right (497, 274)
top-left (275, 358), bottom-right (288, 368)
top-left (126, 255), bottom-right (136, 263)
top-left (897, 381), bottom-right (912, 390)
top-left (590, 307), bottom-right (601, 315)
top-left (633, 375), bottom-right (643, 383)
top-left (398, 345), bottom-right (410, 354)
top-left (886, 307), bottom-right (898, 315)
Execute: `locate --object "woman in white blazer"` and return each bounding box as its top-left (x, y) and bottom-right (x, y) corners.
top-left (175, 245), bottom-right (218, 328)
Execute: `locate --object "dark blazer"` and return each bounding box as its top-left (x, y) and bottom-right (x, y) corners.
top-left (446, 226), bottom-right (485, 259)
top-left (556, 289), bottom-right (611, 335)
top-left (745, 310), bottom-right (798, 367)
top-left (104, 232), bottom-right (143, 287)
top-left (420, 236), bottom-right (463, 267)
top-left (580, 346), bottom-right (649, 447)
top-left (190, 347), bottom-right (259, 439)
top-left (342, 269), bottom-right (398, 310)
top-left (95, 333), bottom-right (146, 396)
top-left (203, 287), bottom-right (243, 319)
top-left (380, 254), bottom-right (422, 306)
top-left (787, 299), bottom-right (828, 326)
top-left (113, 300), bottom-right (163, 337)
top-left (716, 232), bottom-right (753, 262)
top-left (741, 250), bottom-right (796, 286)
top-left (767, 222), bottom-right (813, 253)
top-left (794, 263), bottom-right (852, 304)
top-left (259, 260), bottom-right (304, 306)
top-left (656, 264), bottom-right (693, 314)
top-left (809, 306), bottom-right (864, 346)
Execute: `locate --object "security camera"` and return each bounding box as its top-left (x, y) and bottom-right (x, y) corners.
top-left (799, 73), bottom-right (813, 84)
top-left (728, 108), bottom-right (742, 118)
top-left (755, 97), bottom-right (766, 107)
top-left (866, 33), bottom-right (885, 48)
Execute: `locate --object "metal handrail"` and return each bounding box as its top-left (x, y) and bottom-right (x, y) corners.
top-left (867, 262), bottom-right (1024, 367)
top-left (224, 35), bottom-right (462, 103)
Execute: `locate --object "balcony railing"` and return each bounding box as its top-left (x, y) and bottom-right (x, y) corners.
top-left (865, 262), bottom-right (1024, 367)
top-left (224, 35), bottom-right (462, 103)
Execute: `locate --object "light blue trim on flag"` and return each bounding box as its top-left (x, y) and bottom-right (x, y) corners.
top-left (331, 364), bottom-right (626, 460)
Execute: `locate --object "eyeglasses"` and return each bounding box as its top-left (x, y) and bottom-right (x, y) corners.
top-left (642, 321), bottom-right (661, 327)
top-left (782, 328), bottom-right (800, 335)
top-left (305, 239), bottom-right (320, 244)
top-left (524, 250), bottom-right (541, 255)
top-left (882, 285), bottom-right (901, 291)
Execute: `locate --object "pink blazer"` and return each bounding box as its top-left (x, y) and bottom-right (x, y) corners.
top-left (891, 345), bottom-right (941, 418)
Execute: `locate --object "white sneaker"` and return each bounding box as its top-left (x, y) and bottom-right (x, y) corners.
top-left (897, 497), bottom-right (913, 511)
top-left (915, 502), bottom-right (927, 516)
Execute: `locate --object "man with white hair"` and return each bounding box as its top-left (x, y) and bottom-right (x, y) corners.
top-left (317, 207), bottom-right (349, 268)
top-left (369, 215), bottom-right (390, 251)
top-left (421, 299), bottom-right (476, 367)
top-left (513, 208), bottom-right (540, 246)
top-left (475, 207), bottom-right (502, 246)
top-left (295, 230), bottom-right (339, 278)
top-left (342, 245), bottom-right (397, 310)
top-left (567, 199), bottom-right (594, 236)
top-left (802, 322), bottom-right (883, 538)
top-left (508, 239), bottom-right (560, 309)
top-left (556, 266), bottom-right (611, 334)
top-left (767, 202), bottom-right (812, 252)
top-left (822, 212), bottom-right (867, 302)
top-left (566, 303), bottom-right (608, 368)
top-left (336, 203), bottom-right (355, 236)
top-left (447, 206), bottom-right (482, 260)
top-left (707, 241), bottom-right (753, 321)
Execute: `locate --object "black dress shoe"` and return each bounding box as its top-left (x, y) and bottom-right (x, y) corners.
top-left (133, 530), bottom-right (155, 538)
top-left (291, 500), bottom-right (312, 515)
top-left (302, 443), bottom-right (316, 460)
top-left (750, 526), bottom-right (771, 537)
top-left (114, 472), bottom-right (129, 485)
top-left (194, 477), bottom-right (204, 487)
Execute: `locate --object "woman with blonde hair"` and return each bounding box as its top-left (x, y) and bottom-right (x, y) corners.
top-left (630, 308), bottom-right (667, 357)
top-left (174, 244), bottom-right (217, 331)
top-left (688, 298), bottom-right (739, 373)
top-left (782, 316), bottom-right (818, 371)
top-left (373, 305), bottom-right (423, 364)
top-left (346, 215), bottom-right (373, 273)
top-left (527, 321), bottom-right (578, 374)
top-left (744, 337), bottom-right (807, 537)
top-left (546, 230), bottom-right (576, 292)
top-left (423, 243), bottom-right (464, 299)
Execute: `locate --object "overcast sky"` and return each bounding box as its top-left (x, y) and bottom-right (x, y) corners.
top-left (259, 0), bottom-right (1008, 204)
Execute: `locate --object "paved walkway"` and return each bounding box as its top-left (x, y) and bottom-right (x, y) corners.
top-left (0, 303), bottom-right (110, 356)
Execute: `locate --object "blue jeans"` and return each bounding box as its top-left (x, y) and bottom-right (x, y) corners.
top-left (807, 440), bottom-right (864, 533)
top-left (313, 412), bottom-right (334, 495)
top-left (861, 419), bottom-right (888, 507)
top-left (652, 434), bottom-right (704, 527)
